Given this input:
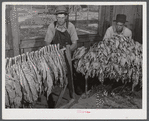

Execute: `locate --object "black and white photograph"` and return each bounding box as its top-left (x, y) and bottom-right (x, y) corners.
top-left (2, 1), bottom-right (147, 119)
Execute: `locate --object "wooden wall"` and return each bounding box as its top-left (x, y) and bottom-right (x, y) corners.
top-left (99, 5), bottom-right (142, 43)
top-left (20, 34), bottom-right (101, 55)
top-left (5, 5), bottom-right (142, 58)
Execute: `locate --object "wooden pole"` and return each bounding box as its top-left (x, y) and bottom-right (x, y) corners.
top-left (6, 6), bottom-right (13, 49)
top-left (110, 6), bottom-right (114, 26)
top-left (87, 5), bottom-right (89, 26)
top-left (98, 6), bottom-right (102, 36)
top-left (67, 5), bottom-right (69, 22)
top-left (75, 5), bottom-right (77, 27)
top-left (5, 5), bottom-right (14, 57)
top-left (31, 5), bottom-right (32, 24)
top-left (10, 5), bottom-right (20, 56)
top-left (55, 82), bottom-right (68, 108)
top-left (85, 78), bottom-right (88, 97)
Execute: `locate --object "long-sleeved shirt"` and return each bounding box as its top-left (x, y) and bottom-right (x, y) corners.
top-left (103, 25), bottom-right (132, 40)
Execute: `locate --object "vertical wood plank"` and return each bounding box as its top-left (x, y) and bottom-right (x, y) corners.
top-left (75, 5), bottom-right (77, 27)
top-left (109, 5), bottom-right (114, 25)
top-left (102, 6), bottom-right (110, 37)
top-left (98, 6), bottom-right (102, 36)
top-left (133, 5), bottom-right (142, 43)
top-left (99, 6), bottom-right (106, 37)
top-left (10, 5), bottom-right (20, 56)
top-left (20, 49), bottom-right (24, 55)
top-left (6, 5), bottom-right (14, 56)
top-left (87, 5), bottom-right (89, 26)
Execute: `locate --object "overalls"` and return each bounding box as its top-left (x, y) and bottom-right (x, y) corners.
top-left (51, 21), bottom-right (75, 99)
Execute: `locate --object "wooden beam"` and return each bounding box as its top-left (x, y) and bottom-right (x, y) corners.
top-left (55, 81), bottom-right (68, 108)
top-left (87, 5), bottom-right (89, 26)
top-left (98, 6), bottom-right (102, 37)
top-left (75, 5), bottom-right (77, 27)
top-left (10, 5), bottom-right (20, 56)
top-left (19, 35), bottom-right (101, 49)
top-left (20, 39), bottom-right (45, 49)
top-left (6, 5), bottom-right (14, 56)
top-left (101, 6), bottom-right (106, 37)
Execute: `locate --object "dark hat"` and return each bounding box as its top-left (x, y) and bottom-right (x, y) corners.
top-left (55, 6), bottom-right (69, 15)
top-left (113, 14), bottom-right (128, 23)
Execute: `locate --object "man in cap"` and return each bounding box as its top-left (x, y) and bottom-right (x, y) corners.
top-left (44, 5), bottom-right (78, 106)
top-left (103, 14), bottom-right (132, 40)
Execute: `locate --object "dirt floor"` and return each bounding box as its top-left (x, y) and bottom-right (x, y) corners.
top-left (33, 86), bottom-right (81, 108)
top-left (33, 82), bottom-right (142, 109)
top-left (71, 85), bottom-right (142, 109)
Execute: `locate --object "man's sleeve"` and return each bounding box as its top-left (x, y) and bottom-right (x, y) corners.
top-left (44, 24), bottom-right (54, 44)
top-left (103, 28), bottom-right (111, 40)
top-left (129, 30), bottom-right (132, 39)
top-left (70, 24), bottom-right (78, 44)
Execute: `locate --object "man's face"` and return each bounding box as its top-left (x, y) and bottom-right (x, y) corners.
top-left (56, 14), bottom-right (67, 26)
top-left (115, 22), bottom-right (124, 33)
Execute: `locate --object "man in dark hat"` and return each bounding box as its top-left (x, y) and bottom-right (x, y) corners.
top-left (103, 14), bottom-right (132, 40)
top-left (44, 5), bottom-right (78, 106)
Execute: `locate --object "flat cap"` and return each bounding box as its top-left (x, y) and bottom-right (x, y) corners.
top-left (55, 6), bottom-right (69, 15)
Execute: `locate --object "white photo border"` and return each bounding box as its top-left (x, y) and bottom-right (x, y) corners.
top-left (2, 1), bottom-right (147, 120)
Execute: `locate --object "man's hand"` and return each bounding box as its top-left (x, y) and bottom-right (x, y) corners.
top-left (70, 42), bottom-right (77, 52)
top-left (61, 47), bottom-right (66, 51)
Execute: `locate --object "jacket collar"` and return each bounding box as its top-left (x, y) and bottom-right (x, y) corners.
top-left (112, 25), bottom-right (125, 34)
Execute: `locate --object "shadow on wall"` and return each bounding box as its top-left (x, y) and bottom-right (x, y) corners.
top-left (31, 37), bottom-right (45, 52)
top-left (133, 18), bottom-right (142, 44)
top-left (93, 20), bottom-right (111, 42)
top-left (102, 20), bottom-right (111, 38)
top-left (82, 20), bottom-right (111, 47)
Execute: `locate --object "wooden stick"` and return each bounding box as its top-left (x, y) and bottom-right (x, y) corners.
top-left (60, 98), bottom-right (76, 109)
top-left (85, 78), bottom-right (88, 97)
top-left (55, 82), bottom-right (68, 108)
top-left (52, 93), bottom-right (68, 101)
